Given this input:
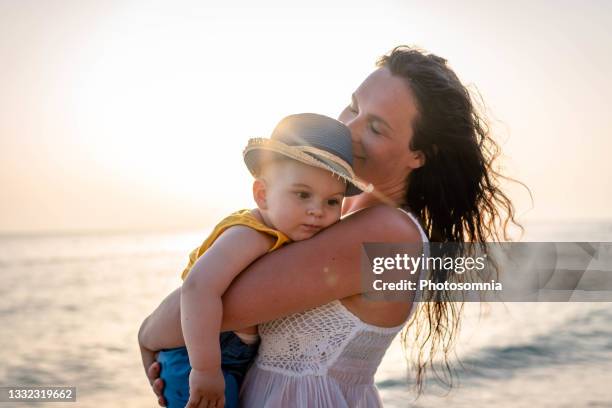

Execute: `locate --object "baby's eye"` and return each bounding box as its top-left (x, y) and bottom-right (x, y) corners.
top-left (296, 191), bottom-right (311, 199)
top-left (327, 198), bottom-right (340, 206)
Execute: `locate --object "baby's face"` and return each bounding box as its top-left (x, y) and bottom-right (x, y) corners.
top-left (261, 160), bottom-right (346, 241)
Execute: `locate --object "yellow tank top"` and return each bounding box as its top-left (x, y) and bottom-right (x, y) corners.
top-left (181, 209), bottom-right (291, 280)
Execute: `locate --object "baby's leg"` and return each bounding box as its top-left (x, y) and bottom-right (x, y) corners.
top-left (157, 347), bottom-right (190, 408)
top-left (158, 332), bottom-right (259, 408)
top-left (220, 332), bottom-right (260, 408)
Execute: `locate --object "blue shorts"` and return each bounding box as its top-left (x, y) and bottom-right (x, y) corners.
top-left (158, 331), bottom-right (259, 408)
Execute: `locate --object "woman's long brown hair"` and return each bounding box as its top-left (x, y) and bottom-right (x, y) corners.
top-left (378, 46), bottom-right (526, 394)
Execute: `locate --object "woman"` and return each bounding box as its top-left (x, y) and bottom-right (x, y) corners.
top-left (143, 45), bottom-right (518, 407)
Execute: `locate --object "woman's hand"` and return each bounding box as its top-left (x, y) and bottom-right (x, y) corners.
top-left (146, 361), bottom-right (167, 407)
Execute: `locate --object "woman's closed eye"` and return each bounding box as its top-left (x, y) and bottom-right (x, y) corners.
top-left (369, 121), bottom-right (382, 135)
top-left (347, 97), bottom-right (382, 135)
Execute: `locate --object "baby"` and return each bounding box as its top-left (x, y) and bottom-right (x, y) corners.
top-left (138, 113), bottom-right (371, 408)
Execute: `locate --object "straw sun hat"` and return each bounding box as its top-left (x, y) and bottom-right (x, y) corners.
top-left (243, 113), bottom-right (373, 196)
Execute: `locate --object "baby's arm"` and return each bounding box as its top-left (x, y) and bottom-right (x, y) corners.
top-left (181, 226), bottom-right (274, 406)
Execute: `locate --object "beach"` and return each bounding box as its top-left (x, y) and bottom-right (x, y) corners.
top-left (1, 220), bottom-right (611, 407)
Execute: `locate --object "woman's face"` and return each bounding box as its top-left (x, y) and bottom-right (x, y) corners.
top-left (338, 67), bottom-right (423, 191)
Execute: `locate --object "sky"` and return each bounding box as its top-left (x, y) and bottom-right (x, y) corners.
top-left (1, 0), bottom-right (611, 233)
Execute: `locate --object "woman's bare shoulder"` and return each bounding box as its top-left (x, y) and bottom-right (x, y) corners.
top-left (340, 205), bottom-right (423, 243)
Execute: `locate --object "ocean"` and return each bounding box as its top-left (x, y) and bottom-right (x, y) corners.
top-left (1, 221), bottom-right (611, 407)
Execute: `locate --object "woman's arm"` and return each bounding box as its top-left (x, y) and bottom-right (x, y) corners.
top-left (220, 205), bottom-right (422, 331)
top-left (146, 205), bottom-right (422, 405)
top-left (139, 288), bottom-right (184, 351)
top-left (140, 206), bottom-right (420, 336)
top-left (137, 287), bottom-right (184, 382)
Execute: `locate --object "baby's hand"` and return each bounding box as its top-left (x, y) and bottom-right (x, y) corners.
top-left (186, 367), bottom-right (225, 408)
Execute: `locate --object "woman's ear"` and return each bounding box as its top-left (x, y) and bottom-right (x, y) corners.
top-left (252, 179), bottom-right (268, 210)
top-left (409, 150), bottom-right (426, 169)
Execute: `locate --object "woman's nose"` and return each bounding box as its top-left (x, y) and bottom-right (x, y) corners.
top-left (344, 118), bottom-right (362, 144)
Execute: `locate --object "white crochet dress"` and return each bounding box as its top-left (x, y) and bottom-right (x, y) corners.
top-left (239, 210), bottom-right (428, 407)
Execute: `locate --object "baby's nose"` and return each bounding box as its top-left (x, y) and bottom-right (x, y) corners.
top-left (307, 206), bottom-right (323, 217)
